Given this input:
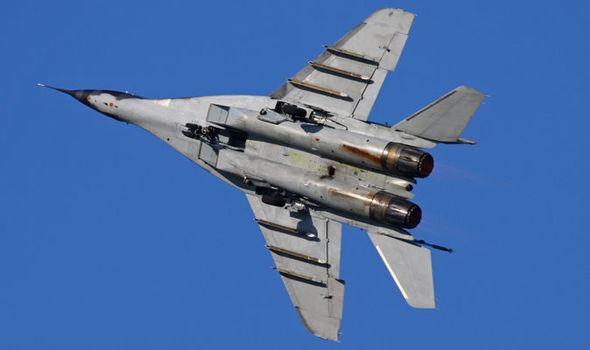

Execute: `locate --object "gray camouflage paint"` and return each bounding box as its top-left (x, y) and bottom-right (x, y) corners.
top-left (40, 7), bottom-right (484, 342)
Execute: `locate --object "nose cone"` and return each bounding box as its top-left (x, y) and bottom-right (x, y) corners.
top-left (39, 83), bottom-right (142, 123)
top-left (71, 89), bottom-right (91, 104)
top-left (38, 83), bottom-right (92, 105)
top-left (37, 83), bottom-right (126, 122)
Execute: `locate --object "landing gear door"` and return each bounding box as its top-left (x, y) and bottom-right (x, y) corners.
top-left (207, 104), bottom-right (229, 125)
top-left (198, 142), bottom-right (219, 167)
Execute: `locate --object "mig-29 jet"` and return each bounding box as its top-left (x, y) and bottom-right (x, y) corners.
top-left (41, 8), bottom-right (484, 341)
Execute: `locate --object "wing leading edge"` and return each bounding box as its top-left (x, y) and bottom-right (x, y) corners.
top-left (271, 8), bottom-right (415, 120)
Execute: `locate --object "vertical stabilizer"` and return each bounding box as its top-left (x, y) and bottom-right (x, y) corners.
top-left (394, 86), bottom-right (485, 143)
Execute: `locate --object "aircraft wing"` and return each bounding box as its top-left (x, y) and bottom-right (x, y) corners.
top-left (246, 194), bottom-right (344, 341)
top-left (271, 8), bottom-right (415, 120)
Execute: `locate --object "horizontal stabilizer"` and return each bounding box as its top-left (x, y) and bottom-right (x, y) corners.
top-left (368, 232), bottom-right (435, 308)
top-left (394, 86), bottom-right (485, 143)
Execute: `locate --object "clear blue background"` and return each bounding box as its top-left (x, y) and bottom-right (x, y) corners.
top-left (2, 1), bottom-right (589, 348)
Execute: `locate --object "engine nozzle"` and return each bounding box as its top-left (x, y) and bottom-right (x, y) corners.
top-left (369, 191), bottom-right (422, 228)
top-left (382, 143), bottom-right (434, 178)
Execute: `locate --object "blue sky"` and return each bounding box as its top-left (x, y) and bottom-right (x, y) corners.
top-left (1, 0), bottom-right (589, 348)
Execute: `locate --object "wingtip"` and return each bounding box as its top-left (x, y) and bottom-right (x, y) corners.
top-left (37, 82), bottom-right (46, 87)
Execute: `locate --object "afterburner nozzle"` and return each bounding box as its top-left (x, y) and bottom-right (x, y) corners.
top-left (369, 191), bottom-right (422, 229)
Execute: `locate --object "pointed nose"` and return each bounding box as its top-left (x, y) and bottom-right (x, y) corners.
top-left (38, 84), bottom-right (92, 105)
top-left (71, 89), bottom-right (91, 103)
top-left (63, 89), bottom-right (92, 105)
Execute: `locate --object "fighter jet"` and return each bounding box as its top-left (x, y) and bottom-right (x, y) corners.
top-left (41, 8), bottom-right (484, 341)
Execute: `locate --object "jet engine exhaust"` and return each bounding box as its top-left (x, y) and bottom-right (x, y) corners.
top-left (370, 191), bottom-right (422, 228)
top-left (382, 143), bottom-right (434, 178)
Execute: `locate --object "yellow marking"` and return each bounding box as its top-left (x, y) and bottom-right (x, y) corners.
top-left (151, 99), bottom-right (172, 107)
